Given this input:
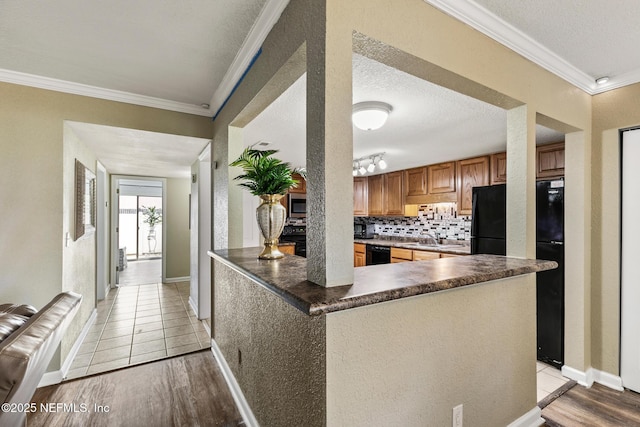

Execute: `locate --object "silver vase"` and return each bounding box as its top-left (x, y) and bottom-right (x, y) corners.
top-left (256, 194), bottom-right (286, 259)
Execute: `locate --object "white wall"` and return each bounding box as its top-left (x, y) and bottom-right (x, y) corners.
top-left (190, 157), bottom-right (212, 318)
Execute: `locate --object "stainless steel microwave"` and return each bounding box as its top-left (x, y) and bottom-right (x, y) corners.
top-left (288, 193), bottom-right (306, 218)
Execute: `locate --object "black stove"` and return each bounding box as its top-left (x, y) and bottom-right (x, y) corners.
top-left (281, 225), bottom-right (306, 257)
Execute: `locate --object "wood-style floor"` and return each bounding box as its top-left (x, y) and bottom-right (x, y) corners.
top-left (28, 350), bottom-right (244, 427)
top-left (542, 382), bottom-right (640, 426)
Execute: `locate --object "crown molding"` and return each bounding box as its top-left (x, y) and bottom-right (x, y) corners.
top-left (0, 68), bottom-right (213, 117)
top-left (209, 0), bottom-right (290, 116)
top-left (424, 0), bottom-right (608, 95)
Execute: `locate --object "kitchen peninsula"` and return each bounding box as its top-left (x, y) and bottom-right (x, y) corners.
top-left (209, 248), bottom-right (557, 426)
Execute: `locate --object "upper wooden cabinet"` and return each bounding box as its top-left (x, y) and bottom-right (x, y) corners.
top-left (353, 177), bottom-right (368, 216)
top-left (537, 142), bottom-right (565, 179)
top-left (457, 156), bottom-right (490, 215)
top-left (366, 172), bottom-right (403, 216)
top-left (490, 152), bottom-right (507, 185)
top-left (428, 162), bottom-right (456, 194)
top-left (289, 173), bottom-right (306, 193)
top-left (384, 171), bottom-right (404, 216)
top-left (367, 174), bottom-right (384, 216)
top-left (404, 167), bottom-right (427, 196)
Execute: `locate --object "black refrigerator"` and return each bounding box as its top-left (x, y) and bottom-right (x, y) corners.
top-left (471, 181), bottom-right (565, 368)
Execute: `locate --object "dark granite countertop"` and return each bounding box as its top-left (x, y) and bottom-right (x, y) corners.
top-left (209, 248), bottom-right (556, 316)
top-left (354, 237), bottom-right (471, 255)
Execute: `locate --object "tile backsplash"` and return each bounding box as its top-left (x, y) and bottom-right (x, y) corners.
top-left (355, 203), bottom-right (472, 241)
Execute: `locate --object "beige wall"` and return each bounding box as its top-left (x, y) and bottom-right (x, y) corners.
top-left (165, 177), bottom-right (191, 279)
top-left (591, 82), bottom-right (640, 374)
top-left (60, 124), bottom-right (98, 361)
top-left (212, 0), bottom-right (592, 377)
top-left (0, 81), bottom-right (212, 370)
top-left (326, 275), bottom-right (537, 427)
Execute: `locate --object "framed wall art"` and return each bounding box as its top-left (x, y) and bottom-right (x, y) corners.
top-left (75, 159), bottom-right (96, 240)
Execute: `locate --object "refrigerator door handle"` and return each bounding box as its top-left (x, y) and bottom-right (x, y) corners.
top-left (550, 241), bottom-right (564, 245)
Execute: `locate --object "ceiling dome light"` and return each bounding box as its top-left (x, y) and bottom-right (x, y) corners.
top-left (352, 101), bottom-right (392, 131)
top-left (595, 76), bottom-right (610, 85)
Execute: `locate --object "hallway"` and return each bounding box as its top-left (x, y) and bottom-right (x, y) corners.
top-left (67, 281), bottom-right (210, 379)
top-left (118, 258), bottom-right (162, 286)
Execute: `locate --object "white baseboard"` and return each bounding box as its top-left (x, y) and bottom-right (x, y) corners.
top-left (593, 369), bottom-right (624, 391)
top-left (38, 308), bottom-right (97, 387)
top-left (188, 295), bottom-right (198, 317)
top-left (561, 365), bottom-right (624, 391)
top-left (164, 276), bottom-right (190, 283)
top-left (201, 319), bottom-right (211, 336)
top-left (210, 339), bottom-right (258, 427)
top-left (508, 406), bottom-right (544, 427)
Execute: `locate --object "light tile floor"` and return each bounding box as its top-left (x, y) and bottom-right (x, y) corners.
top-left (66, 281), bottom-right (210, 380)
top-left (537, 361), bottom-right (570, 402)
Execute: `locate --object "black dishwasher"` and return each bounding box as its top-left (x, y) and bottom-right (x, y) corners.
top-left (366, 244), bottom-right (391, 265)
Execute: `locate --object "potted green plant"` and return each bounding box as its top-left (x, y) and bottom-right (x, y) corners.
top-left (142, 206), bottom-right (162, 253)
top-left (230, 146), bottom-right (305, 259)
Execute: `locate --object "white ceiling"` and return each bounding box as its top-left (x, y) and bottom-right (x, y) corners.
top-left (243, 54), bottom-right (563, 173)
top-left (2, 1), bottom-right (639, 177)
top-left (0, 0), bottom-right (269, 112)
top-left (67, 122), bottom-right (210, 179)
top-left (426, 0), bottom-right (640, 93)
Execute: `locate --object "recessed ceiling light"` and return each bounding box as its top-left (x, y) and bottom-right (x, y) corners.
top-left (256, 141), bottom-right (271, 147)
top-left (595, 76), bottom-right (610, 85)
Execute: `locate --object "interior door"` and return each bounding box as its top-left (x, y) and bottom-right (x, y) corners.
top-left (621, 128), bottom-right (640, 392)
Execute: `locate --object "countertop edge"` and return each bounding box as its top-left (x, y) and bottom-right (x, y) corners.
top-left (208, 250), bottom-right (313, 315)
top-left (307, 259), bottom-right (556, 315)
top-left (209, 250), bottom-right (556, 317)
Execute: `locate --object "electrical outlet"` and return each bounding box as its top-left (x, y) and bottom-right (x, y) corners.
top-left (453, 404), bottom-right (463, 427)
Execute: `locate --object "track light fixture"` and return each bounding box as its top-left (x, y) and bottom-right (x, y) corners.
top-left (352, 152), bottom-right (387, 176)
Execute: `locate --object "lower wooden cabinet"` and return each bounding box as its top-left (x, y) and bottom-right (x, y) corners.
top-left (280, 244), bottom-right (295, 255)
top-left (354, 243), bottom-right (366, 267)
top-left (391, 247), bottom-right (412, 263)
top-left (412, 250), bottom-right (440, 261)
top-left (440, 253), bottom-right (461, 258)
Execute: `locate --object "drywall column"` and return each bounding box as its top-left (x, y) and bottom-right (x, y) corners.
top-left (506, 105), bottom-right (536, 259)
top-left (305, 0), bottom-right (354, 287)
top-left (563, 130), bottom-right (592, 377)
top-left (227, 126), bottom-right (245, 249)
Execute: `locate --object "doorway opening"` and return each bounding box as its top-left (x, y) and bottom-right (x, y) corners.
top-left (113, 177), bottom-right (165, 287)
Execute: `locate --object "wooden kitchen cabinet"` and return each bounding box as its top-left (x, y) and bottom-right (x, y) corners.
top-left (404, 167), bottom-right (427, 196)
top-left (490, 152), bottom-right (507, 185)
top-left (412, 250), bottom-right (440, 261)
top-left (367, 174), bottom-right (384, 216)
top-left (391, 247), bottom-right (412, 263)
top-left (428, 162), bottom-right (456, 194)
top-left (280, 244), bottom-right (295, 255)
top-left (457, 156), bottom-right (490, 215)
top-left (289, 173), bottom-right (306, 193)
top-left (440, 253), bottom-right (462, 258)
top-left (353, 177), bottom-right (368, 216)
top-left (354, 243), bottom-right (366, 267)
top-left (537, 142), bottom-right (565, 179)
top-left (384, 171), bottom-right (404, 216)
